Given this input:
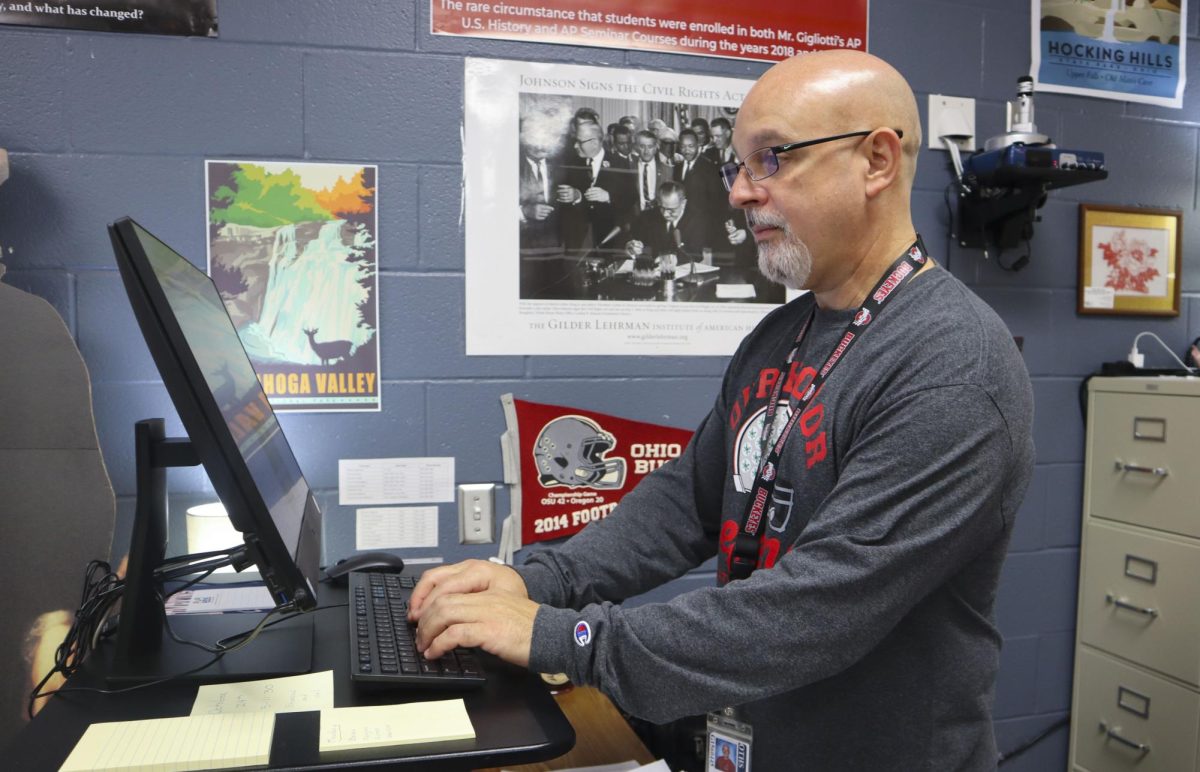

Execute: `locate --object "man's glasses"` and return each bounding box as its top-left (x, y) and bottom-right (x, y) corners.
top-left (719, 129), bottom-right (903, 191)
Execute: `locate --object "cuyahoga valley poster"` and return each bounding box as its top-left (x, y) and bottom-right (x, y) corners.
top-left (206, 161), bottom-right (380, 412)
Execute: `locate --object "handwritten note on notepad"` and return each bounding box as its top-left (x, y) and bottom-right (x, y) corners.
top-left (191, 670), bottom-right (334, 715)
top-left (59, 711), bottom-right (274, 772)
top-left (319, 699), bottom-right (475, 752)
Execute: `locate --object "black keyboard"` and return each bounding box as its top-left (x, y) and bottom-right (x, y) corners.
top-left (348, 571), bottom-right (486, 689)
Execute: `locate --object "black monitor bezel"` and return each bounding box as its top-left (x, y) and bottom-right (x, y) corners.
top-left (109, 216), bottom-right (320, 611)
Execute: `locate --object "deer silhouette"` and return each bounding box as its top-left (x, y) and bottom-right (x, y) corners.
top-left (303, 327), bottom-right (353, 366)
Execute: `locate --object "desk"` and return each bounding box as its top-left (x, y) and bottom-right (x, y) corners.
top-left (4, 584), bottom-right (574, 770)
top-left (475, 687), bottom-right (655, 772)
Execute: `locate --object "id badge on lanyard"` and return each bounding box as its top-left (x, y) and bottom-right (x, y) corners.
top-left (707, 708), bottom-right (753, 772)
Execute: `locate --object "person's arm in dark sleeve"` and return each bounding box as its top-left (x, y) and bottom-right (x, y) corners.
top-left (525, 384), bottom-right (1029, 723)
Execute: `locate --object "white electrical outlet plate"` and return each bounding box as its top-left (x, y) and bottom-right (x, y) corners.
top-left (458, 483), bottom-right (495, 544)
top-left (927, 95), bottom-right (975, 151)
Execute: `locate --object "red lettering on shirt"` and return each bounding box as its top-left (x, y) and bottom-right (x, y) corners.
top-left (759, 536), bottom-right (781, 569)
top-left (783, 363), bottom-right (816, 400)
top-left (805, 432), bottom-right (827, 468)
top-left (799, 402), bottom-right (824, 437)
top-left (756, 367), bottom-right (780, 399)
top-left (718, 519), bottom-right (738, 582)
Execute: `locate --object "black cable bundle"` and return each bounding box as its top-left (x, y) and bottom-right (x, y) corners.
top-left (28, 560), bottom-right (125, 718)
top-left (26, 548), bottom-right (305, 716)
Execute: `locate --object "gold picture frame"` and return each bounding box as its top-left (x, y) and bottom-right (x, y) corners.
top-left (1078, 204), bottom-right (1181, 316)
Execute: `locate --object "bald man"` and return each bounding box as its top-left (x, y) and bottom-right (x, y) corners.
top-left (410, 52), bottom-right (1033, 771)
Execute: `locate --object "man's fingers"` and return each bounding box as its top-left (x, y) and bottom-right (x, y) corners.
top-left (407, 563), bottom-right (458, 617)
top-left (409, 560), bottom-right (502, 620)
top-left (423, 621), bottom-right (487, 661)
top-left (415, 592), bottom-right (536, 668)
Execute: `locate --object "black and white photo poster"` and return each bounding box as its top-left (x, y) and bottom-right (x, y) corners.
top-left (464, 58), bottom-right (786, 356)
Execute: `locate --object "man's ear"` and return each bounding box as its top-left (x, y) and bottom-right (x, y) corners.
top-left (863, 128), bottom-right (902, 199)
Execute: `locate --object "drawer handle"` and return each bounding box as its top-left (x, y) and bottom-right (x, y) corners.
top-left (1114, 460), bottom-right (1169, 477)
top-left (1105, 592), bottom-right (1159, 618)
top-left (1099, 721), bottom-right (1150, 755)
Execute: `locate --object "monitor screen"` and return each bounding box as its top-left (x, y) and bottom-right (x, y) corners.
top-left (110, 217), bottom-right (321, 611)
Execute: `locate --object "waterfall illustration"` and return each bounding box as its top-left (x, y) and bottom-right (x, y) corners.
top-left (238, 220), bottom-right (372, 364)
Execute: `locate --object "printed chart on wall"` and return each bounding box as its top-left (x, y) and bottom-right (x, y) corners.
top-left (1032, 0), bottom-right (1187, 107)
top-left (206, 161), bottom-right (381, 412)
top-left (0, 0), bottom-right (217, 36)
top-left (465, 58), bottom-right (786, 356)
top-left (432, 0), bottom-right (867, 63)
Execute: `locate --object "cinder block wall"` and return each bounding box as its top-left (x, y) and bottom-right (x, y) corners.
top-left (3, 3), bottom-right (1199, 768)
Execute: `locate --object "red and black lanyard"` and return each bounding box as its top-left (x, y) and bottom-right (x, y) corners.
top-left (725, 237), bottom-right (929, 583)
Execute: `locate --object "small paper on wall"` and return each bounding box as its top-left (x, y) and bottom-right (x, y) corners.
top-left (355, 507), bottom-right (439, 550)
top-left (338, 457), bottom-right (455, 505)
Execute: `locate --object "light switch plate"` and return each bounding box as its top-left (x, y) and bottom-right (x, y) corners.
top-left (458, 483), bottom-right (495, 544)
top-left (927, 95), bottom-right (975, 151)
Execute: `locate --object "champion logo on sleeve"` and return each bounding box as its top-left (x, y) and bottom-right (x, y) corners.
top-left (574, 621), bottom-right (592, 647)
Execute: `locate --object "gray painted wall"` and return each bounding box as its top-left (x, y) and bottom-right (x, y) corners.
top-left (3, 2), bottom-right (1199, 769)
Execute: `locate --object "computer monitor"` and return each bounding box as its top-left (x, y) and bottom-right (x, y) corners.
top-left (107, 216), bottom-right (322, 681)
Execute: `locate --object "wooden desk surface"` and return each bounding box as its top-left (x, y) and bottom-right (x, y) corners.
top-left (475, 685), bottom-right (655, 771)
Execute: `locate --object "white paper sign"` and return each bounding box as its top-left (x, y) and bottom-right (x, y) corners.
top-left (356, 506), bottom-right (439, 549)
top-left (1083, 286), bottom-right (1116, 309)
top-left (338, 457), bottom-right (455, 505)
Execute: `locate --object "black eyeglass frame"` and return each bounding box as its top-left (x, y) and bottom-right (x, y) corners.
top-left (719, 128), bottom-right (904, 191)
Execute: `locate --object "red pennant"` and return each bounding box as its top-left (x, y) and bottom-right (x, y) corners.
top-left (503, 396), bottom-right (694, 545)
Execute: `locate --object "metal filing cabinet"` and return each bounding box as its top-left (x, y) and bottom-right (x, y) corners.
top-left (1069, 377), bottom-right (1200, 772)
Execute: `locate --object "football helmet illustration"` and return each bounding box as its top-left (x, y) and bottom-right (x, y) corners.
top-left (534, 415), bottom-right (627, 489)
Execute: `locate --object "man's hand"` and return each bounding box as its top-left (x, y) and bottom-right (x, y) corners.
top-left (415, 590), bottom-right (539, 667)
top-left (408, 559), bottom-right (528, 622)
top-left (583, 186), bottom-right (611, 204)
top-left (556, 184), bottom-right (581, 204)
top-left (522, 202), bottom-right (555, 221)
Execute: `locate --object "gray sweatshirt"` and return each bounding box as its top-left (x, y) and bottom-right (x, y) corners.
top-left (516, 265), bottom-right (1034, 771)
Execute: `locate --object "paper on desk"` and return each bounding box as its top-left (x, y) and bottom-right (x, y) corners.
top-left (59, 711), bottom-right (274, 772)
top-left (338, 457), bottom-right (455, 505)
top-left (319, 699), bottom-right (475, 752)
top-left (190, 670), bottom-right (334, 716)
top-left (715, 283), bottom-right (756, 299)
top-left (163, 585), bottom-right (275, 615)
top-left (356, 505), bottom-right (439, 549)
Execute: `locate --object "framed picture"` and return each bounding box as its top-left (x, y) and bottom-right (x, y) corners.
top-left (1078, 204), bottom-right (1182, 316)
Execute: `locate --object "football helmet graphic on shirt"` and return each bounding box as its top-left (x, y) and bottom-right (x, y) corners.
top-left (534, 415), bottom-right (627, 489)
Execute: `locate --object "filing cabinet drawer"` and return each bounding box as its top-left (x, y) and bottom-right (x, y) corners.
top-left (1073, 647), bottom-right (1200, 772)
top-left (1087, 392), bottom-right (1200, 538)
top-left (1078, 521), bottom-right (1200, 686)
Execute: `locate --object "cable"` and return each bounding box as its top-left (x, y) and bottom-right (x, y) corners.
top-left (26, 552), bottom-right (338, 718)
top-left (997, 715), bottom-right (1070, 765)
top-left (29, 599), bottom-right (348, 715)
top-left (29, 603), bottom-right (291, 709)
top-left (1131, 331), bottom-right (1197, 372)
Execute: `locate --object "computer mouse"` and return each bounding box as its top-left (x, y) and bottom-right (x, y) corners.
top-left (323, 551), bottom-right (406, 585)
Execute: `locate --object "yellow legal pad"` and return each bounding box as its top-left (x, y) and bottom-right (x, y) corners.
top-left (59, 711), bottom-right (274, 772)
top-left (319, 698), bottom-right (475, 752)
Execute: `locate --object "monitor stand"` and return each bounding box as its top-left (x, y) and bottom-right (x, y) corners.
top-left (106, 418), bottom-right (312, 685)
